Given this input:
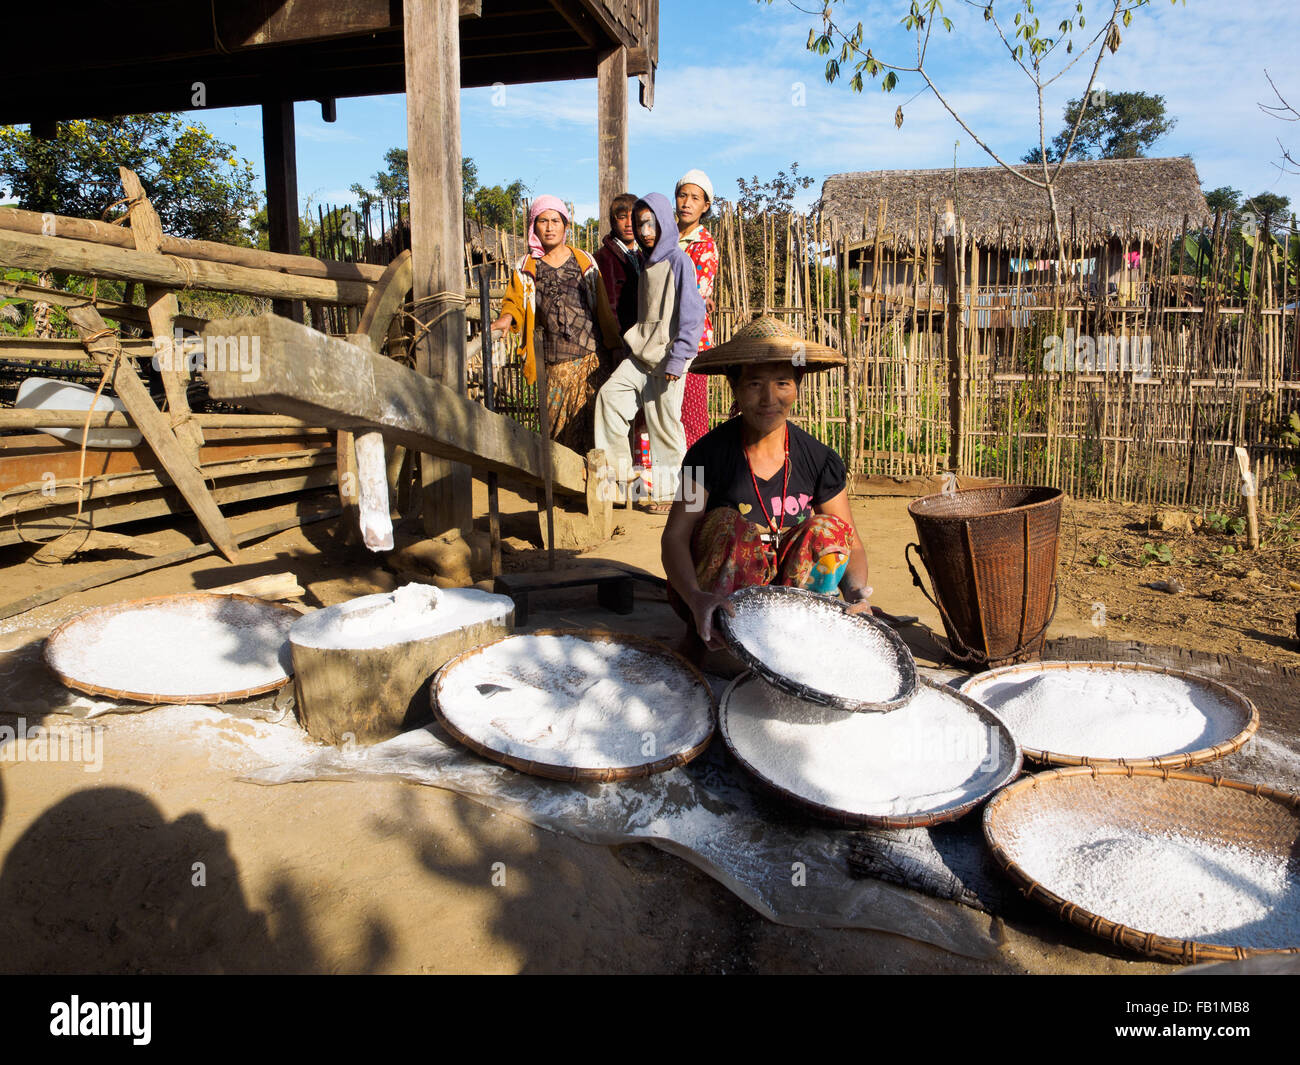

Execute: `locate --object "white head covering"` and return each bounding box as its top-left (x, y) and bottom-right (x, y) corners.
top-left (675, 169), bottom-right (714, 206)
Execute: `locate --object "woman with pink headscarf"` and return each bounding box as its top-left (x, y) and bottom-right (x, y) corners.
top-left (492, 195), bottom-right (623, 452)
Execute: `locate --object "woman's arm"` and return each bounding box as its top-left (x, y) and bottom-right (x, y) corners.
top-left (813, 489), bottom-right (873, 614)
top-left (661, 489), bottom-right (734, 648)
top-left (493, 270), bottom-right (526, 335)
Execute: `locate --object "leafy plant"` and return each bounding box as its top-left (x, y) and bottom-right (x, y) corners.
top-left (1206, 512), bottom-right (1247, 536)
top-left (1140, 541), bottom-right (1174, 565)
top-left (1092, 552), bottom-right (1111, 568)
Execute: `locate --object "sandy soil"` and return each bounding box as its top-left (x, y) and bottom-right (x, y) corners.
top-left (4, 482), bottom-right (1277, 974)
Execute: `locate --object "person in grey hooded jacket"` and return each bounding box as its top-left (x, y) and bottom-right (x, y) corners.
top-left (594, 192), bottom-right (707, 509)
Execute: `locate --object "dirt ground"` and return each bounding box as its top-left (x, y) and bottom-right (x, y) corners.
top-left (1, 481), bottom-right (1292, 974)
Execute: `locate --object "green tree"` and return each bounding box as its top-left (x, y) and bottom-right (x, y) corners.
top-left (715, 163), bottom-right (816, 312)
top-left (462, 156), bottom-right (480, 201)
top-left (0, 113), bottom-right (258, 244)
top-left (732, 163), bottom-right (815, 215)
top-left (1021, 89), bottom-right (1174, 162)
top-left (1203, 186), bottom-right (1241, 214)
top-left (1241, 190), bottom-right (1291, 236)
top-left (468, 178), bottom-right (529, 229)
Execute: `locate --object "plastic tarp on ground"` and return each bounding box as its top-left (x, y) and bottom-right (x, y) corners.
top-left (242, 707), bottom-right (1011, 960)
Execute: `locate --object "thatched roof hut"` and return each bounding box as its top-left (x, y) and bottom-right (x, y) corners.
top-left (822, 157), bottom-right (1211, 251)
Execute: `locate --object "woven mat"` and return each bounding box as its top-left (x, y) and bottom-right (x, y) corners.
top-left (846, 638), bottom-right (1300, 917)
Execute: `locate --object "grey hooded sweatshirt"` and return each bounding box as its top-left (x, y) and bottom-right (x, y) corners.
top-left (622, 192), bottom-right (707, 377)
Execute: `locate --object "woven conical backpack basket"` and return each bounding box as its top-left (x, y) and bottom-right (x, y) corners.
top-left (906, 485), bottom-right (1063, 669)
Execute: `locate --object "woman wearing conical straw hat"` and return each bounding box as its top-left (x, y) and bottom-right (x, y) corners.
top-left (661, 316), bottom-right (874, 658)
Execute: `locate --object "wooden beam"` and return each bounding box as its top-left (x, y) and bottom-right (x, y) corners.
top-left (0, 207), bottom-right (386, 283)
top-left (0, 277), bottom-right (207, 332)
top-left (63, 304), bottom-right (241, 563)
top-left (199, 314), bottom-right (587, 497)
top-left (0, 336), bottom-right (154, 362)
top-left (262, 98), bottom-right (303, 323)
top-left (548, 0), bottom-right (607, 48)
top-left (119, 166), bottom-right (205, 459)
top-left (0, 410), bottom-right (315, 431)
top-left (597, 47), bottom-right (628, 228)
top-left (405, 0), bottom-right (473, 537)
top-left (0, 229), bottom-right (371, 305)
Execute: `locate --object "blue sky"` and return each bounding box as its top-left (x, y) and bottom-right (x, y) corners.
top-left (77, 1), bottom-right (1300, 225)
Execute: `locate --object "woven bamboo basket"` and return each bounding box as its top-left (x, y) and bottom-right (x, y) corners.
top-left (984, 765), bottom-right (1300, 963)
top-left (907, 485), bottom-right (1063, 669)
top-left (718, 584), bottom-right (918, 712)
top-left (959, 659), bottom-right (1258, 768)
top-left (719, 674), bottom-right (1022, 829)
top-left (43, 592), bottom-right (298, 704)
top-left (430, 628), bottom-right (716, 783)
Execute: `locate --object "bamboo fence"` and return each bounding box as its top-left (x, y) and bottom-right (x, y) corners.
top-left (221, 196), bottom-right (1300, 517)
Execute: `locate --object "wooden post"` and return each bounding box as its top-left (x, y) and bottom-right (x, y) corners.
top-left (405, 0), bottom-right (473, 538)
top-left (1234, 446), bottom-right (1260, 551)
top-left (480, 263), bottom-right (502, 577)
top-left (63, 304), bottom-right (240, 563)
top-left (118, 167), bottom-right (205, 460)
top-left (943, 199), bottom-right (961, 474)
top-left (261, 99), bottom-right (303, 324)
top-left (597, 46), bottom-right (629, 230)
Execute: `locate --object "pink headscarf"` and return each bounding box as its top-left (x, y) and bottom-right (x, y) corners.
top-left (527, 195), bottom-right (570, 258)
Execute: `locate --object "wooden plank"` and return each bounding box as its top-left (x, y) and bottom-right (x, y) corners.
top-left (0, 508), bottom-right (338, 623)
top-left (0, 441), bottom-right (332, 497)
top-left (597, 46), bottom-right (628, 228)
top-left (0, 336), bottom-right (154, 361)
top-left (0, 277), bottom-right (207, 331)
top-left (199, 313), bottom-right (587, 496)
top-left (119, 166), bottom-right (205, 458)
top-left (405, 0), bottom-right (473, 536)
top-left (0, 206), bottom-right (386, 284)
top-left (63, 303), bottom-right (241, 562)
top-left (0, 410), bottom-right (317, 430)
top-left (0, 229), bottom-right (371, 305)
top-left (495, 564), bottom-right (661, 594)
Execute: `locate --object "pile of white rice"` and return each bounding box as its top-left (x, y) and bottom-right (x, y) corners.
top-left (722, 675), bottom-right (1015, 818)
top-left (965, 666), bottom-right (1245, 759)
top-left (724, 592), bottom-right (906, 706)
top-left (46, 596), bottom-right (295, 698)
top-left (436, 633), bottom-right (713, 770)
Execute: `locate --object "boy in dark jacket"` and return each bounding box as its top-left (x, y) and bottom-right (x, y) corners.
top-left (594, 192), bottom-right (641, 334)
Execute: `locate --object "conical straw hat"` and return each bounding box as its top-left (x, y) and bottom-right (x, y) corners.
top-left (689, 315), bottom-right (845, 375)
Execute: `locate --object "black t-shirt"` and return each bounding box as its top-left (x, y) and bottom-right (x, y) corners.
top-left (680, 418), bottom-right (847, 530)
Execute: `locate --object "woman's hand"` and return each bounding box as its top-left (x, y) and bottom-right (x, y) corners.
top-left (490, 314), bottom-right (514, 336)
top-left (688, 589), bottom-right (735, 650)
top-left (842, 584), bottom-right (873, 616)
